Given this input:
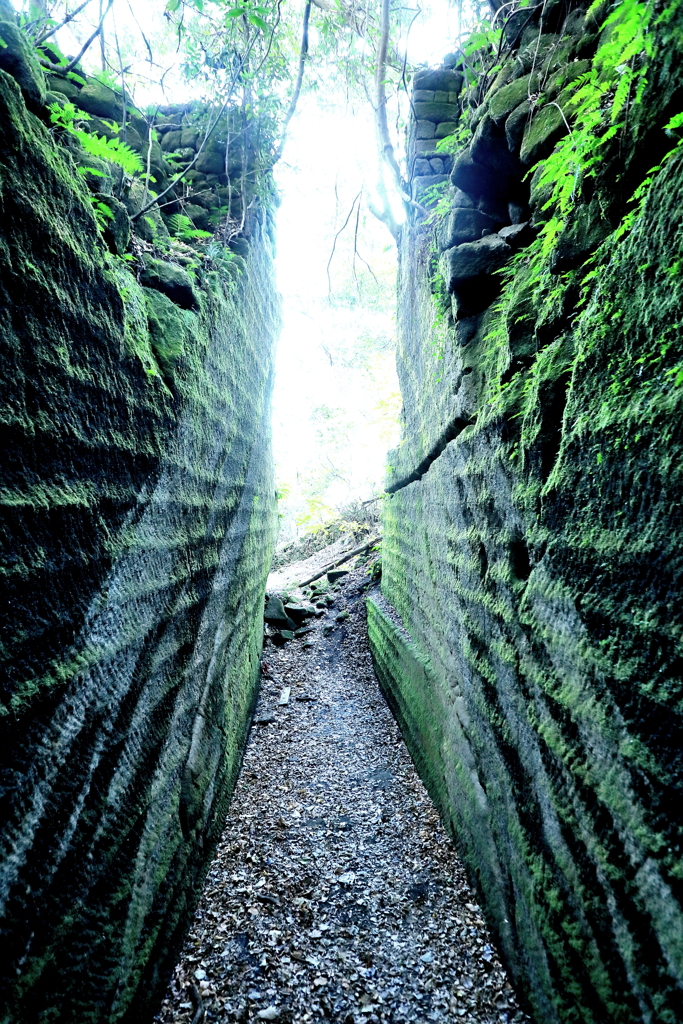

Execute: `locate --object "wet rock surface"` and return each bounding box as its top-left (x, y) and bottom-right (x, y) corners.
top-left (155, 565), bottom-right (529, 1024)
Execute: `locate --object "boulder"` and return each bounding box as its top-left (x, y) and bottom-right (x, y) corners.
top-left (161, 130), bottom-right (182, 152)
top-left (520, 102), bottom-right (567, 165)
top-left (518, 32), bottom-right (564, 73)
top-left (328, 570), bottom-right (349, 583)
top-left (140, 257), bottom-right (199, 310)
top-left (46, 74), bottom-right (81, 103)
top-left (75, 79), bottom-right (123, 121)
top-left (498, 221), bottom-right (535, 249)
top-left (484, 64), bottom-right (516, 98)
top-left (505, 100), bottom-right (532, 155)
top-left (444, 234), bottom-right (511, 287)
top-left (471, 114), bottom-right (523, 177)
top-left (503, 6), bottom-right (534, 46)
top-left (442, 207), bottom-right (501, 249)
top-left (453, 187), bottom-right (475, 209)
top-left (271, 630), bottom-right (294, 646)
top-left (544, 59), bottom-right (591, 99)
top-left (509, 200), bottom-right (531, 224)
top-left (184, 202), bottom-right (211, 231)
top-left (196, 148), bottom-right (225, 176)
top-left (0, 12), bottom-right (46, 113)
top-left (477, 192), bottom-right (513, 223)
top-left (488, 73), bottom-right (539, 126)
top-left (264, 595), bottom-right (289, 626)
top-left (451, 150), bottom-right (511, 199)
top-left (180, 127), bottom-right (199, 149)
top-left (124, 181), bottom-right (170, 245)
top-left (412, 174), bottom-right (448, 202)
top-left (451, 275), bottom-right (504, 319)
top-left (416, 120), bottom-right (436, 139)
top-left (414, 140), bottom-right (441, 156)
top-left (284, 603), bottom-right (315, 624)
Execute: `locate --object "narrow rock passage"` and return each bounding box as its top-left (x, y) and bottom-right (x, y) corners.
top-left (156, 566), bottom-right (529, 1024)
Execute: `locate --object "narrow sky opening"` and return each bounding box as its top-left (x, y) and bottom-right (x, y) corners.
top-left (272, 100), bottom-right (401, 542)
top-left (272, 0), bottom-right (461, 543)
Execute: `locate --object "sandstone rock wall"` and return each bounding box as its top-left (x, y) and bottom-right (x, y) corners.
top-left (370, 1), bottom-right (683, 1021)
top-left (0, 18), bottom-right (279, 1023)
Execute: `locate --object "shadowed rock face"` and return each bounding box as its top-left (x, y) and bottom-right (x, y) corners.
top-left (0, 56), bottom-right (278, 1024)
top-left (371, 3), bottom-right (683, 1023)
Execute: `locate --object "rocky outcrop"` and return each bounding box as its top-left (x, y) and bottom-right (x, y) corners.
top-left (370, 1), bottom-right (683, 1022)
top-left (0, 16), bottom-right (279, 1024)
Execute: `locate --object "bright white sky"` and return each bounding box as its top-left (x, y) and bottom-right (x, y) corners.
top-left (27, 0), bottom-right (465, 539)
top-left (272, 100), bottom-right (399, 537)
top-left (268, 1), bottom-right (464, 538)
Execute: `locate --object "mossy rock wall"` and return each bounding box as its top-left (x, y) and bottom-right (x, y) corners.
top-left (0, 55), bottom-right (279, 1024)
top-left (370, 2), bottom-right (683, 1022)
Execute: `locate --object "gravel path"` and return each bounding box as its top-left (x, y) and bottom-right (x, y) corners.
top-left (155, 566), bottom-right (529, 1024)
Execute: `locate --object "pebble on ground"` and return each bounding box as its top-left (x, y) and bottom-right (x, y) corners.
top-left (155, 560), bottom-right (530, 1024)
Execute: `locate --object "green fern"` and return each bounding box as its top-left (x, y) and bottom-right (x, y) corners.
top-left (167, 213), bottom-right (213, 240)
top-left (48, 102), bottom-right (144, 176)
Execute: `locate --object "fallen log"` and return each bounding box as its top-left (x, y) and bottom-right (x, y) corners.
top-left (297, 536), bottom-right (382, 587)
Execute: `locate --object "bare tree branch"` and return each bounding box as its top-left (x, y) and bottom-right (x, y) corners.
top-left (127, 0), bottom-right (154, 64)
top-left (36, 0), bottom-right (96, 45)
top-left (271, 0), bottom-right (311, 164)
top-left (40, 0), bottom-right (115, 74)
top-left (326, 190), bottom-right (362, 298)
top-left (351, 201), bottom-right (380, 289)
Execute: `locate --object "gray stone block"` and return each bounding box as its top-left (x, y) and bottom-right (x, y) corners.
top-left (443, 234), bottom-right (511, 286)
top-left (414, 68), bottom-right (463, 94)
top-left (413, 101), bottom-right (460, 123)
top-left (416, 119), bottom-right (436, 139)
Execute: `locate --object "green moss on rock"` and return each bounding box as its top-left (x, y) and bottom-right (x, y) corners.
top-left (376, 4), bottom-right (683, 1023)
top-left (0, 52), bottom-right (279, 1024)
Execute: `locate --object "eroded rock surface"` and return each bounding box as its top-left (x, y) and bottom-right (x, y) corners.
top-left (371, 2), bottom-right (683, 1023)
top-left (0, 23), bottom-right (279, 1023)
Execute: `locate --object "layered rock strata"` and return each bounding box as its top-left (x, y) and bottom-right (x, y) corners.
top-left (0, 11), bottom-right (279, 1023)
top-left (370, 1), bottom-right (683, 1022)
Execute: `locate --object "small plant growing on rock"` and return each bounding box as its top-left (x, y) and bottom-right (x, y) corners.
top-left (48, 102), bottom-right (144, 177)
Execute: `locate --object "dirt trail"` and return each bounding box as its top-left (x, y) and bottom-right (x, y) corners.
top-left (155, 565), bottom-right (529, 1024)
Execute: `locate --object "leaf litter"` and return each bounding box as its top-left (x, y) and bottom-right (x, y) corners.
top-left (155, 562), bottom-right (531, 1024)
